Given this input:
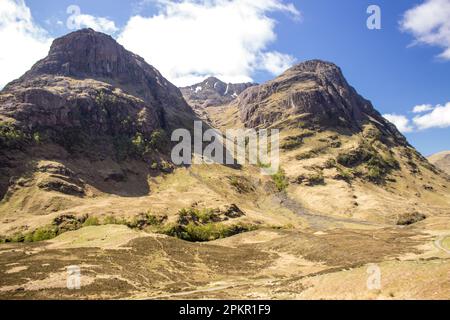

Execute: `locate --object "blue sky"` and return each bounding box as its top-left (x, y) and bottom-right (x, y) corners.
top-left (1, 0), bottom-right (449, 155)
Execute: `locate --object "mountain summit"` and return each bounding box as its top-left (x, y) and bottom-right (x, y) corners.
top-left (8, 28), bottom-right (191, 124)
top-left (0, 29), bottom-right (194, 202)
top-left (237, 60), bottom-right (405, 144)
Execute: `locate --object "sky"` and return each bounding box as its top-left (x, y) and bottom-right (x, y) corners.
top-left (0, 0), bottom-right (449, 156)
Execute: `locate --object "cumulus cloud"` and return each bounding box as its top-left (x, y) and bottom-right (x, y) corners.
top-left (383, 114), bottom-right (414, 133)
top-left (384, 102), bottom-right (450, 132)
top-left (400, 0), bottom-right (450, 59)
top-left (66, 5), bottom-right (118, 34)
top-left (0, 0), bottom-right (52, 88)
top-left (413, 102), bottom-right (450, 130)
top-left (118, 0), bottom-right (300, 86)
top-left (259, 51), bottom-right (296, 75)
top-left (412, 104), bottom-right (434, 113)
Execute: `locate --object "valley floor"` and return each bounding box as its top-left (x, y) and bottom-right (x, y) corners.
top-left (0, 216), bottom-right (449, 299)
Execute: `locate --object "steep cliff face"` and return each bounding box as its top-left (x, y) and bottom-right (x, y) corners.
top-left (236, 60), bottom-right (406, 145)
top-left (180, 76), bottom-right (255, 109)
top-left (2, 28), bottom-right (193, 133)
top-left (0, 29), bottom-right (195, 202)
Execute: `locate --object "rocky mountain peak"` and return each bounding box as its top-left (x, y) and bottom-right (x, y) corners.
top-left (284, 59), bottom-right (346, 85)
top-left (180, 77), bottom-right (256, 108)
top-left (236, 59), bottom-right (407, 145)
top-left (2, 28), bottom-right (193, 130)
top-left (22, 28), bottom-right (139, 80)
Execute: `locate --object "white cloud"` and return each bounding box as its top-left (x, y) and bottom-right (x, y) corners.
top-left (413, 102), bottom-right (450, 129)
top-left (259, 51), bottom-right (296, 75)
top-left (0, 0), bottom-right (52, 89)
top-left (412, 103), bottom-right (434, 113)
top-left (68, 14), bottom-right (118, 34)
top-left (400, 0), bottom-right (450, 60)
top-left (384, 101), bottom-right (450, 132)
top-left (383, 113), bottom-right (414, 133)
top-left (118, 0), bottom-right (300, 86)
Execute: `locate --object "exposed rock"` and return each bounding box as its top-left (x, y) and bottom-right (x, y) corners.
top-left (37, 177), bottom-right (85, 196)
top-left (222, 204), bottom-right (245, 218)
top-left (293, 173), bottom-right (325, 186)
top-left (396, 212), bottom-right (426, 226)
top-left (227, 176), bottom-right (255, 194)
top-left (236, 60), bottom-right (407, 145)
top-left (0, 29), bottom-right (197, 200)
top-left (0, 28), bottom-right (195, 143)
top-left (53, 214), bottom-right (86, 232)
top-left (37, 162), bottom-right (75, 177)
top-left (180, 76), bottom-right (256, 109)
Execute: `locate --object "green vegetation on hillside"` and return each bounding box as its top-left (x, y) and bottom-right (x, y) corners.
top-left (0, 122), bottom-right (27, 148)
top-left (160, 222), bottom-right (256, 242)
top-left (272, 169), bottom-right (289, 191)
top-left (336, 141), bottom-right (399, 183)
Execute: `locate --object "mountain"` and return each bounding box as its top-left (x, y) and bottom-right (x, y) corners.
top-left (4, 28), bottom-right (193, 130)
top-left (428, 151), bottom-right (450, 175)
top-left (0, 31), bottom-right (449, 300)
top-left (237, 60), bottom-right (405, 140)
top-left (180, 76), bottom-right (255, 109)
top-left (0, 28), bottom-right (195, 206)
top-left (206, 59), bottom-right (450, 221)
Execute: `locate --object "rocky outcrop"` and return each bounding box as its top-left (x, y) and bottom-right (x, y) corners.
top-left (1, 28), bottom-right (193, 136)
top-left (180, 76), bottom-right (255, 109)
top-left (236, 60), bottom-right (407, 145)
top-left (0, 29), bottom-right (196, 200)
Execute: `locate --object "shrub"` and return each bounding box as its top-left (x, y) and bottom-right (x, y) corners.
top-left (228, 176), bottom-right (254, 193)
top-left (0, 122), bottom-right (28, 148)
top-left (131, 133), bottom-right (146, 155)
top-left (337, 142), bottom-right (400, 184)
top-left (28, 226), bottom-right (58, 242)
top-left (150, 162), bottom-right (159, 170)
top-left (337, 147), bottom-right (372, 167)
top-left (295, 172), bottom-right (325, 186)
top-left (272, 169), bottom-right (289, 191)
top-left (295, 151), bottom-right (316, 160)
top-left (127, 212), bottom-right (164, 229)
top-left (330, 141), bottom-right (341, 148)
top-left (33, 132), bottom-right (42, 144)
top-left (83, 216), bottom-right (100, 227)
top-left (149, 130), bottom-right (166, 150)
top-left (103, 216), bottom-right (128, 226)
top-left (10, 232), bottom-right (25, 243)
top-left (281, 137), bottom-right (303, 150)
top-left (160, 222), bottom-right (256, 242)
top-left (396, 212), bottom-right (426, 225)
top-left (324, 159), bottom-right (336, 168)
top-left (335, 167), bottom-right (353, 182)
top-left (178, 208), bottom-right (220, 225)
top-left (366, 166), bottom-right (384, 183)
top-left (308, 173), bottom-right (325, 185)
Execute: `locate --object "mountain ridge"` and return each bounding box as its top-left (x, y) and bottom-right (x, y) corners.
top-left (235, 59), bottom-right (407, 146)
top-left (428, 151), bottom-right (450, 175)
